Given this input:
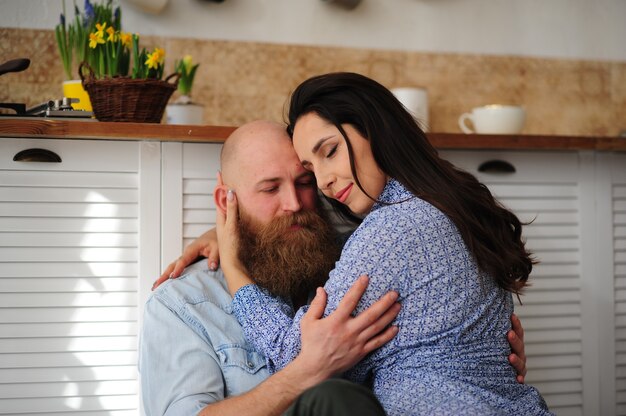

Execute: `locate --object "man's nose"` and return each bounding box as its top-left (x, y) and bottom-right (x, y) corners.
top-left (281, 187), bottom-right (302, 213)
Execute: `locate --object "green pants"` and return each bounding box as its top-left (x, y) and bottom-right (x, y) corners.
top-left (284, 379), bottom-right (386, 416)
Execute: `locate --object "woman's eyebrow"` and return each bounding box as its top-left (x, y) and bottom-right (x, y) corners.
top-left (311, 136), bottom-right (334, 154)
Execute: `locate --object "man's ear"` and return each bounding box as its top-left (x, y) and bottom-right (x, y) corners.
top-left (214, 184), bottom-right (228, 215)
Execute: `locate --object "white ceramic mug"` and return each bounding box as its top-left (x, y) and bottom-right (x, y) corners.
top-left (458, 105), bottom-right (526, 134)
top-left (391, 87), bottom-right (429, 132)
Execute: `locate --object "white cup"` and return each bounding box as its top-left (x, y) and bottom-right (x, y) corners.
top-left (391, 87), bottom-right (429, 132)
top-left (458, 105), bottom-right (526, 134)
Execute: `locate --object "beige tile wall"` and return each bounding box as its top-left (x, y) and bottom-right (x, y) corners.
top-left (2, 28), bottom-right (624, 136)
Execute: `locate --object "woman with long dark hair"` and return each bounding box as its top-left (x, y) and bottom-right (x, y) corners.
top-left (217, 72), bottom-right (551, 415)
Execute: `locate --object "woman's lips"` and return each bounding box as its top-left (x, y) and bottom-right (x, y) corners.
top-left (335, 183), bottom-right (353, 203)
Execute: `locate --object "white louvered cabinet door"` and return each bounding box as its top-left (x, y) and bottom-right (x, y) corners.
top-left (441, 150), bottom-right (588, 416)
top-left (0, 138), bottom-right (152, 416)
top-left (614, 153), bottom-right (626, 416)
top-left (161, 142), bottom-right (222, 269)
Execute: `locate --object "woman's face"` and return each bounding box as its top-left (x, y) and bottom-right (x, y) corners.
top-left (292, 112), bottom-right (387, 215)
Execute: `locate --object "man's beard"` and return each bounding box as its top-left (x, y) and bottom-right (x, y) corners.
top-left (237, 208), bottom-right (341, 303)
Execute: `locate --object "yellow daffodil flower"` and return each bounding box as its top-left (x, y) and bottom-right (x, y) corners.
top-left (145, 52), bottom-right (160, 70)
top-left (89, 31), bottom-right (105, 49)
top-left (120, 32), bottom-right (132, 48)
top-left (106, 26), bottom-right (116, 42)
top-left (182, 55), bottom-right (193, 74)
top-left (153, 47), bottom-right (166, 65)
top-left (95, 22), bottom-right (107, 37)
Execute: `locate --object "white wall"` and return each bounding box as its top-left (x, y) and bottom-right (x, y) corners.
top-left (2, 0), bottom-right (625, 62)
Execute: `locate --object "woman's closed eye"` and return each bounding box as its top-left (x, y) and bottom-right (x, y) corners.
top-left (261, 186), bottom-right (278, 193)
top-left (325, 144), bottom-right (338, 158)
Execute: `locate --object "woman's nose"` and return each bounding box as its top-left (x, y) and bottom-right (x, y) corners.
top-left (317, 170), bottom-right (335, 193)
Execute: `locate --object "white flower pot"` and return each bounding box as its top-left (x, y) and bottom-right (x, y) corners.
top-left (166, 102), bottom-right (204, 125)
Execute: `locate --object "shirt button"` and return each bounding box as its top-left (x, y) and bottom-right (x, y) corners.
top-left (247, 362), bottom-right (255, 368)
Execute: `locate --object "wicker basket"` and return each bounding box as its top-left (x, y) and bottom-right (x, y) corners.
top-left (79, 62), bottom-right (180, 123)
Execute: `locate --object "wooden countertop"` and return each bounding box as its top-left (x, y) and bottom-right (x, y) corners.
top-left (1, 118), bottom-right (625, 150)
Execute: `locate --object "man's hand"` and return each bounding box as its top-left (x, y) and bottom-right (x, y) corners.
top-left (507, 313), bottom-right (527, 384)
top-left (152, 228), bottom-right (220, 290)
top-left (297, 275), bottom-right (401, 382)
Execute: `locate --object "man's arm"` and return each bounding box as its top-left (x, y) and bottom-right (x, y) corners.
top-left (197, 354), bottom-right (322, 416)
top-left (141, 276), bottom-right (399, 416)
top-left (507, 313), bottom-right (527, 383)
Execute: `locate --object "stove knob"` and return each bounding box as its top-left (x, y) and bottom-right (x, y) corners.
top-left (60, 97), bottom-right (73, 110)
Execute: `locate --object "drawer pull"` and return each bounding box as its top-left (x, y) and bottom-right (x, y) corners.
top-left (13, 148), bottom-right (62, 163)
top-left (477, 159), bottom-right (515, 174)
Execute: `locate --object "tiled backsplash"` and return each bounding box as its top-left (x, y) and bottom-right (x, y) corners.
top-left (2, 28), bottom-right (624, 136)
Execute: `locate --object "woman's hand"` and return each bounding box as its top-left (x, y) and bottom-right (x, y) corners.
top-left (216, 189), bottom-right (254, 296)
top-left (152, 228), bottom-right (220, 290)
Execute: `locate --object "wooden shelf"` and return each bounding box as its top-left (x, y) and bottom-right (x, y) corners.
top-left (1, 119), bottom-right (624, 150)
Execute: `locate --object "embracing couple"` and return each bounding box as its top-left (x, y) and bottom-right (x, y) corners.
top-left (139, 72), bottom-right (552, 415)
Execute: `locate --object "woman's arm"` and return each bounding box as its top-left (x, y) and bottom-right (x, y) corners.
top-left (217, 190), bottom-right (399, 373)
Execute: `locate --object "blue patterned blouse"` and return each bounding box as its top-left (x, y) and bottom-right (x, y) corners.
top-left (233, 179), bottom-right (551, 415)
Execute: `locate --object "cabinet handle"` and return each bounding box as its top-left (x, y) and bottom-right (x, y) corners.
top-left (477, 159), bottom-right (515, 174)
top-left (13, 148), bottom-right (62, 163)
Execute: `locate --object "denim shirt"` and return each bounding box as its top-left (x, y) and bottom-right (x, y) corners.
top-left (139, 260), bottom-right (269, 416)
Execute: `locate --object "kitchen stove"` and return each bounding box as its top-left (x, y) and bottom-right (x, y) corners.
top-left (0, 97), bottom-right (94, 120)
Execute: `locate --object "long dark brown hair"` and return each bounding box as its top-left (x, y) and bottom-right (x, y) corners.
top-left (286, 72), bottom-right (534, 294)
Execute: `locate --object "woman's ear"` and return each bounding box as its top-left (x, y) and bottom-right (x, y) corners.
top-left (214, 185), bottom-right (228, 215)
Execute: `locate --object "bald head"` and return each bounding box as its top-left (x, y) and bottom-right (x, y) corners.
top-left (220, 120), bottom-right (292, 183)
top-left (214, 119), bottom-right (319, 226)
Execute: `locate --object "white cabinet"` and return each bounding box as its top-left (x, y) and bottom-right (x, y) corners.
top-left (1, 137), bottom-right (623, 416)
top-left (441, 150), bottom-right (625, 416)
top-left (0, 138), bottom-right (160, 416)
